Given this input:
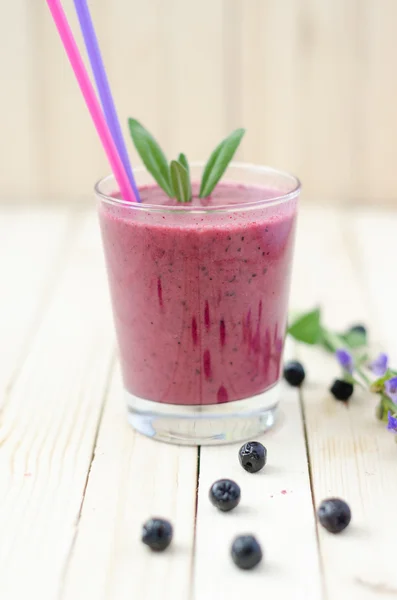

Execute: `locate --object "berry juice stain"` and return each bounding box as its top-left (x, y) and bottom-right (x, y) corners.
top-left (220, 319), bottom-right (226, 347)
top-left (251, 329), bottom-right (261, 354)
top-left (258, 300), bottom-right (263, 321)
top-left (203, 349), bottom-right (212, 380)
top-left (243, 308), bottom-right (252, 344)
top-left (191, 317), bottom-right (198, 346)
top-left (157, 277), bottom-right (163, 307)
top-left (204, 301), bottom-right (210, 330)
top-left (263, 329), bottom-right (271, 376)
top-left (217, 385), bottom-right (229, 403)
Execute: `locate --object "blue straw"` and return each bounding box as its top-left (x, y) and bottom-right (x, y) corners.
top-left (73, 0), bottom-right (141, 201)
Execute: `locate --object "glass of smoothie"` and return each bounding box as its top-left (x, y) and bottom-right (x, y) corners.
top-left (96, 163), bottom-right (300, 445)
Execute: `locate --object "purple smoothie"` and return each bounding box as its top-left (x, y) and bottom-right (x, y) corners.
top-left (99, 182), bottom-right (298, 406)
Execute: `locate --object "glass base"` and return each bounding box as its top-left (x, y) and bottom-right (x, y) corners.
top-left (126, 383), bottom-right (280, 446)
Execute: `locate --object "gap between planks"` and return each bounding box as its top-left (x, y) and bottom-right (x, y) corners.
top-left (191, 338), bottom-right (323, 600)
top-left (292, 206), bottom-right (397, 600)
top-left (0, 207), bottom-right (79, 403)
top-left (61, 366), bottom-right (198, 600)
top-left (189, 446), bottom-right (201, 600)
top-left (59, 353), bottom-right (117, 595)
top-left (298, 386), bottom-right (329, 600)
top-left (62, 359), bottom-right (322, 600)
top-left (0, 209), bottom-right (117, 600)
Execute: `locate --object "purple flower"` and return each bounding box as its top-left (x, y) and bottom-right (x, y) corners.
top-left (385, 377), bottom-right (397, 405)
top-left (336, 349), bottom-right (354, 374)
top-left (387, 411), bottom-right (397, 433)
top-left (369, 352), bottom-right (389, 376)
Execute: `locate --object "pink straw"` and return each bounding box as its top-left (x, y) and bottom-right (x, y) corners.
top-left (45, 0), bottom-right (136, 202)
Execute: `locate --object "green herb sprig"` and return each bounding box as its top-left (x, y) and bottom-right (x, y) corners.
top-left (288, 307), bottom-right (397, 441)
top-left (128, 119), bottom-right (245, 203)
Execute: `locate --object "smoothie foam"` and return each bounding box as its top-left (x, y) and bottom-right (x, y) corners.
top-left (99, 183), bottom-right (297, 406)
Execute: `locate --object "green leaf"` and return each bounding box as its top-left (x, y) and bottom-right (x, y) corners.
top-left (341, 329), bottom-right (367, 348)
top-left (288, 308), bottom-right (322, 345)
top-left (170, 160), bottom-right (191, 203)
top-left (178, 153), bottom-right (189, 176)
top-left (343, 372), bottom-right (361, 386)
top-left (375, 400), bottom-right (386, 421)
top-left (370, 369), bottom-right (395, 393)
top-left (128, 118), bottom-right (173, 196)
top-left (199, 128), bottom-right (245, 198)
top-left (379, 393), bottom-right (396, 422)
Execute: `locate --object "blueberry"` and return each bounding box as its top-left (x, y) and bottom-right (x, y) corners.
top-left (330, 379), bottom-right (354, 401)
top-left (317, 498), bottom-right (351, 533)
top-left (231, 535), bottom-right (263, 570)
top-left (346, 324), bottom-right (367, 346)
top-left (239, 441), bottom-right (267, 473)
top-left (141, 518), bottom-right (173, 551)
top-left (348, 324), bottom-right (367, 336)
top-left (209, 479), bottom-right (241, 512)
top-left (283, 360), bottom-right (305, 387)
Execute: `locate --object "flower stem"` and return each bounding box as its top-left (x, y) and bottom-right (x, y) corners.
top-left (355, 366), bottom-right (371, 387)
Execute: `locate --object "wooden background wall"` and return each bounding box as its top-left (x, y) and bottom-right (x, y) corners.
top-left (3, 0), bottom-right (397, 205)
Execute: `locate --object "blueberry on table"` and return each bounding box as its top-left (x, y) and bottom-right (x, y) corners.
top-left (238, 441), bottom-right (267, 473)
top-left (348, 324), bottom-right (367, 336)
top-left (317, 498), bottom-right (351, 533)
top-left (209, 479), bottom-right (241, 512)
top-left (330, 379), bottom-right (354, 401)
top-left (141, 518), bottom-right (173, 551)
top-left (231, 535), bottom-right (263, 570)
top-left (283, 360), bottom-right (306, 387)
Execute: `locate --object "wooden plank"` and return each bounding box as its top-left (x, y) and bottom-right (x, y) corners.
top-left (240, 0), bottom-right (302, 176)
top-left (240, 0), bottom-right (365, 202)
top-left (0, 207), bottom-right (76, 395)
top-left (240, 0), bottom-right (262, 163)
top-left (36, 1), bottom-right (105, 199)
top-left (6, 1), bottom-right (397, 205)
top-left (296, 0), bottom-right (360, 202)
top-left (223, 0), bottom-right (243, 131)
top-left (350, 209), bottom-right (397, 360)
top-left (359, 1), bottom-right (397, 202)
top-left (156, 0), bottom-right (226, 161)
top-left (6, 0), bottom-right (397, 205)
top-left (193, 341), bottom-right (323, 600)
top-left (291, 206), bottom-right (368, 325)
top-left (292, 207), bottom-right (397, 598)
top-left (0, 1), bottom-right (36, 198)
top-left (96, 0), bottom-right (162, 174)
top-left (62, 365), bottom-right (198, 600)
top-left (0, 211), bottom-right (116, 600)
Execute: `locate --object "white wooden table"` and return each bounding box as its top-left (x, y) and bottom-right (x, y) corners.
top-left (0, 205), bottom-right (396, 600)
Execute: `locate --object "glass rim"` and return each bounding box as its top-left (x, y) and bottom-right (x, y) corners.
top-left (95, 162), bottom-right (301, 214)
